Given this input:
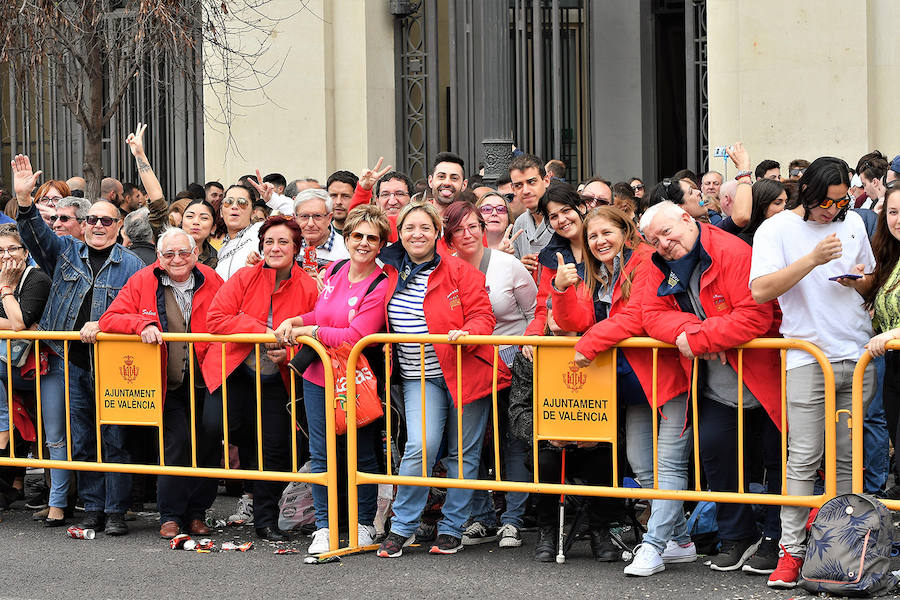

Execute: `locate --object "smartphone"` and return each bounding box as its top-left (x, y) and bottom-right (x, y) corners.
top-left (828, 274), bottom-right (862, 281)
top-left (713, 146), bottom-right (729, 158)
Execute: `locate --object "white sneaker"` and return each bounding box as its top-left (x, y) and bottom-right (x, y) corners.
top-left (661, 540), bottom-right (697, 564)
top-left (497, 523), bottom-right (523, 548)
top-left (308, 528), bottom-right (330, 555)
top-left (624, 544), bottom-right (665, 577)
top-left (358, 524), bottom-right (377, 546)
top-left (227, 493), bottom-right (253, 525)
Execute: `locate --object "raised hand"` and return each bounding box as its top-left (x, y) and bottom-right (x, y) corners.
top-left (11, 154), bottom-right (42, 204)
top-left (553, 252), bottom-right (579, 292)
top-left (726, 142), bottom-right (751, 172)
top-left (497, 225), bottom-right (523, 254)
top-left (125, 122), bottom-right (149, 159)
top-left (247, 168), bottom-right (274, 203)
top-left (359, 157), bottom-right (392, 191)
top-left (521, 252), bottom-right (539, 273)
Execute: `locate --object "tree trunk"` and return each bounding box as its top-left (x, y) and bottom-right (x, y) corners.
top-left (81, 0), bottom-right (104, 202)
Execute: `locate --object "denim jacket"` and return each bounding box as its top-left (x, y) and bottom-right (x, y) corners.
top-left (17, 203), bottom-right (144, 357)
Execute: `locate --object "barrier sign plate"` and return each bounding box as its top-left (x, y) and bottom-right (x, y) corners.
top-left (96, 340), bottom-right (163, 426)
top-left (535, 347), bottom-right (616, 441)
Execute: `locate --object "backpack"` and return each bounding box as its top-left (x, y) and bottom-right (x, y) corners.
top-left (686, 500), bottom-right (720, 555)
top-left (800, 493), bottom-right (898, 597)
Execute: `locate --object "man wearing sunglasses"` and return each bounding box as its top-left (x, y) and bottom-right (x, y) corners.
top-left (12, 153), bottom-right (145, 537)
top-left (749, 157), bottom-right (877, 589)
top-left (52, 196), bottom-right (90, 241)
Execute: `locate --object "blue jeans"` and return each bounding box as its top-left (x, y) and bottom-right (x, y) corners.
top-left (625, 395), bottom-right (692, 553)
top-left (36, 354), bottom-right (74, 509)
top-left (863, 355), bottom-right (889, 493)
top-left (63, 356), bottom-right (132, 514)
top-left (302, 378), bottom-right (378, 529)
top-left (390, 378), bottom-right (491, 539)
top-left (467, 431), bottom-right (530, 529)
top-left (0, 360), bottom-right (33, 432)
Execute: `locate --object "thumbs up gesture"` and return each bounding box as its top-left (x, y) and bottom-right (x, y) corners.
top-left (553, 252), bottom-right (580, 292)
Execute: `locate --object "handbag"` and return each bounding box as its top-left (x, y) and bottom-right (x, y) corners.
top-left (0, 267), bottom-right (35, 368)
top-left (329, 342), bottom-right (383, 436)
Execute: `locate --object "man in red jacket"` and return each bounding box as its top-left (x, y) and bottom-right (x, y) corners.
top-left (99, 227), bottom-right (224, 539)
top-left (637, 201), bottom-right (782, 575)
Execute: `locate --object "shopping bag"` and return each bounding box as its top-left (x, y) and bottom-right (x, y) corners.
top-left (330, 342), bottom-right (383, 436)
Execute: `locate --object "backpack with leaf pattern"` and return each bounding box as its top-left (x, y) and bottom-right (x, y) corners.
top-left (800, 493), bottom-right (897, 597)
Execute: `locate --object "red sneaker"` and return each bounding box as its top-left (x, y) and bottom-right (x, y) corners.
top-left (767, 546), bottom-right (803, 589)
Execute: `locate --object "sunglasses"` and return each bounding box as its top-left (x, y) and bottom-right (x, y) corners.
top-left (222, 197), bottom-right (250, 208)
top-left (85, 215), bottom-right (120, 227)
top-left (49, 215), bottom-right (83, 224)
top-left (502, 193), bottom-right (516, 202)
top-left (348, 231), bottom-right (380, 244)
top-left (479, 205), bottom-right (508, 215)
top-left (817, 194), bottom-right (852, 210)
top-left (579, 193), bottom-right (611, 205)
top-left (631, 184), bottom-right (644, 191)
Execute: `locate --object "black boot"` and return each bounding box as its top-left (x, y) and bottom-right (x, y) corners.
top-left (534, 527), bottom-right (557, 562)
top-left (590, 529), bottom-right (620, 562)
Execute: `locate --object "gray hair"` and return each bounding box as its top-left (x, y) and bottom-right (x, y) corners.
top-left (56, 196), bottom-right (91, 220)
top-left (123, 207), bottom-right (153, 243)
top-left (156, 227), bottom-right (196, 252)
top-left (293, 188), bottom-right (332, 214)
top-left (638, 200), bottom-right (687, 233)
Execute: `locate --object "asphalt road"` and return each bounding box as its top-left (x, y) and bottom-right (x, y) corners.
top-left (0, 490), bottom-right (861, 600)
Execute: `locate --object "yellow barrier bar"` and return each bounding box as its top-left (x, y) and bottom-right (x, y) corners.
top-left (255, 344), bottom-right (263, 471)
top-left (6, 339), bottom-right (13, 459)
top-left (532, 342), bottom-right (539, 485)
top-left (822, 359), bottom-right (838, 499)
top-left (384, 343), bottom-right (392, 475)
top-left (651, 348), bottom-right (659, 489)
top-left (419, 344), bottom-right (427, 479)
top-left (491, 346), bottom-right (500, 482)
top-left (456, 344), bottom-right (463, 481)
top-left (611, 348), bottom-right (618, 488)
top-left (289, 347), bottom-right (297, 475)
top-left (221, 343), bottom-right (230, 469)
top-left (691, 358), bottom-right (700, 492)
top-left (34, 339), bottom-right (43, 460)
top-left (851, 351), bottom-right (870, 494)
top-left (189, 342), bottom-right (197, 468)
top-left (157, 343), bottom-right (165, 467)
top-left (63, 340), bottom-right (72, 462)
top-left (780, 349), bottom-right (787, 494)
top-left (93, 344), bottom-right (103, 463)
top-left (737, 348), bottom-right (744, 494)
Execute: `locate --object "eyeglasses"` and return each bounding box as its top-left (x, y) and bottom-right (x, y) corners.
top-left (0, 245), bottom-right (24, 255)
top-left (631, 184), bottom-right (644, 191)
top-left (452, 223), bottom-right (482, 238)
top-left (295, 213), bottom-right (328, 223)
top-left (85, 215), bottom-right (120, 227)
top-left (818, 194), bottom-right (852, 210)
top-left (222, 197), bottom-right (250, 208)
top-left (159, 249), bottom-right (194, 260)
top-left (378, 190), bottom-right (410, 201)
top-left (479, 205), bottom-right (508, 216)
top-left (35, 196), bottom-right (58, 207)
top-left (788, 169), bottom-right (804, 178)
top-left (348, 231), bottom-right (380, 244)
top-left (49, 215), bottom-right (83, 224)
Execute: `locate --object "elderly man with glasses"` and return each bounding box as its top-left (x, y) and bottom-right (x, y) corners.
top-left (294, 188), bottom-right (349, 270)
top-left (99, 227), bottom-right (224, 539)
top-left (13, 154), bottom-right (145, 537)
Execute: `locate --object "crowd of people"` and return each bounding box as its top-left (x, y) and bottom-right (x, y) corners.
top-left (0, 123), bottom-right (898, 592)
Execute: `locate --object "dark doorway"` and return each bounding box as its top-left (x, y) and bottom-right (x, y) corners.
top-left (652, 0), bottom-right (686, 180)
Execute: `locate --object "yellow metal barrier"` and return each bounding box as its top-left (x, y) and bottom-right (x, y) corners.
top-left (0, 330), bottom-right (340, 552)
top-left (851, 341), bottom-right (900, 510)
top-left (341, 334), bottom-right (838, 554)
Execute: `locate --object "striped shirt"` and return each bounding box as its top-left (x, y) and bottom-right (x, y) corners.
top-left (386, 266), bottom-right (442, 379)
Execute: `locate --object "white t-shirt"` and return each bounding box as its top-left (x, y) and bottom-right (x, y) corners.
top-left (216, 221), bottom-right (264, 280)
top-left (484, 250), bottom-right (537, 338)
top-left (749, 209), bottom-right (876, 368)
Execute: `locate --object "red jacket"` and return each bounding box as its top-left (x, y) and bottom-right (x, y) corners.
top-left (640, 224), bottom-right (782, 426)
top-left (201, 261), bottom-right (318, 392)
top-left (380, 245), bottom-right (511, 406)
top-left (99, 262), bottom-right (224, 399)
top-left (562, 244), bottom-right (689, 406)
